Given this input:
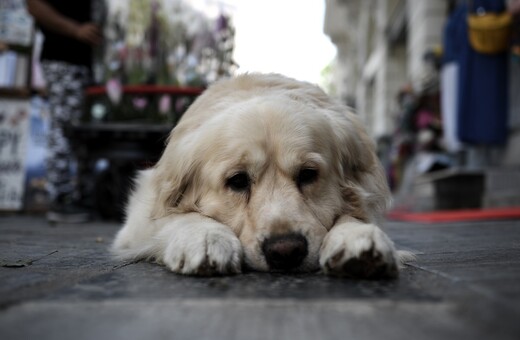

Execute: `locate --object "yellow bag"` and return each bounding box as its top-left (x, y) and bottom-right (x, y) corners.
top-left (467, 11), bottom-right (512, 54)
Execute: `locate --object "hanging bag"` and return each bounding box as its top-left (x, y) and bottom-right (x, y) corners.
top-left (467, 0), bottom-right (512, 54)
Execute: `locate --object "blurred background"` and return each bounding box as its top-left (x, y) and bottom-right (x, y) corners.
top-left (0, 0), bottom-right (519, 220)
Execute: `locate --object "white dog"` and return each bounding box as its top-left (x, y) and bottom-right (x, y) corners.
top-left (112, 74), bottom-right (411, 278)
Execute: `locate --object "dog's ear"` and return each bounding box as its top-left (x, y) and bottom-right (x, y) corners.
top-left (149, 130), bottom-right (201, 219)
top-left (328, 107), bottom-right (391, 223)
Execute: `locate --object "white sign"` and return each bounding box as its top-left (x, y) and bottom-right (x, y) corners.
top-left (0, 0), bottom-right (34, 46)
top-left (0, 99), bottom-right (30, 210)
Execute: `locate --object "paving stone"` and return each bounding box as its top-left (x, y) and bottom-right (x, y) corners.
top-left (0, 216), bottom-right (519, 340)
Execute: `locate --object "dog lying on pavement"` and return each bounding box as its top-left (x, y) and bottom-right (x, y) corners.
top-left (112, 73), bottom-right (412, 278)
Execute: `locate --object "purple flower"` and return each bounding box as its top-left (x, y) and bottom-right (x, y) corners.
top-left (216, 14), bottom-right (228, 32)
top-left (133, 97), bottom-right (148, 110)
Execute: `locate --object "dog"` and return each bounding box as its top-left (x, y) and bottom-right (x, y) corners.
top-left (112, 73), bottom-right (412, 278)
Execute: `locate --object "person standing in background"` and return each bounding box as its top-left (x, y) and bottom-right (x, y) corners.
top-left (456, 0), bottom-right (509, 168)
top-left (26, 0), bottom-right (104, 223)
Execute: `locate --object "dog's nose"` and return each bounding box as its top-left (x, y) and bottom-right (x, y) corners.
top-left (262, 233), bottom-right (308, 270)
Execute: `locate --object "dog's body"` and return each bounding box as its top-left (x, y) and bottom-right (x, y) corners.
top-left (112, 74), bottom-right (410, 278)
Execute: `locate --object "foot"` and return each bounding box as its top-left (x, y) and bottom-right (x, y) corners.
top-left (160, 221), bottom-right (243, 276)
top-left (319, 221), bottom-right (398, 279)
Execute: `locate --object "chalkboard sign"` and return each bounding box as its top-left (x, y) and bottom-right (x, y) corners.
top-left (0, 99), bottom-right (29, 210)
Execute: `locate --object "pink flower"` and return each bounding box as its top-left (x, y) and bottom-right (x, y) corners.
top-left (106, 78), bottom-right (122, 104)
top-left (159, 95), bottom-right (171, 114)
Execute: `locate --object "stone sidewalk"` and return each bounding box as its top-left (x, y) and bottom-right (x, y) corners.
top-left (0, 215), bottom-right (519, 340)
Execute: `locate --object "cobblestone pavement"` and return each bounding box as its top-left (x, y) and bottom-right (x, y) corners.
top-left (0, 215), bottom-right (519, 340)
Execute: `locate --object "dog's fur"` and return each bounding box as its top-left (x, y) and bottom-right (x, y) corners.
top-left (112, 73), bottom-right (411, 278)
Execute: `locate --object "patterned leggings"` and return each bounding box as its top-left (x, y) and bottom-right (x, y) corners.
top-left (41, 61), bottom-right (90, 202)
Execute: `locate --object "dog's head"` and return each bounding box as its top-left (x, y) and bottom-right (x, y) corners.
top-left (151, 74), bottom-right (390, 272)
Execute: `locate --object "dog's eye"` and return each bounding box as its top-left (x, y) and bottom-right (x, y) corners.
top-left (226, 172), bottom-right (251, 192)
top-left (297, 168), bottom-right (319, 187)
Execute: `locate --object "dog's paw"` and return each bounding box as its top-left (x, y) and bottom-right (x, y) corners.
top-left (319, 222), bottom-right (398, 279)
top-left (162, 223), bottom-right (243, 276)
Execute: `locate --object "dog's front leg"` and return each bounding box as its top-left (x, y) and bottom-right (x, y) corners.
top-left (156, 213), bottom-right (243, 275)
top-left (319, 216), bottom-right (399, 279)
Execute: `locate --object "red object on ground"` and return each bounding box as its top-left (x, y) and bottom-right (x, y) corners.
top-left (387, 207), bottom-right (520, 223)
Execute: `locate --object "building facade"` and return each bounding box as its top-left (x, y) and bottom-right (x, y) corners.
top-left (325, 0), bottom-right (520, 210)
top-left (324, 0), bottom-right (447, 138)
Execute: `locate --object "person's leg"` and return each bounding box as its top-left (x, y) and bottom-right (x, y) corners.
top-left (41, 60), bottom-right (90, 223)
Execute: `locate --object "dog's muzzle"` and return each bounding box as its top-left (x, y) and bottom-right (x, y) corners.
top-left (262, 233), bottom-right (308, 271)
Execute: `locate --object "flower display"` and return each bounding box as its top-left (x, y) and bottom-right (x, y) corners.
top-left (101, 0), bottom-right (236, 87)
top-left (86, 0), bottom-right (236, 124)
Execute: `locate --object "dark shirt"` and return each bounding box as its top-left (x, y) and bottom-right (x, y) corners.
top-left (39, 0), bottom-right (92, 67)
